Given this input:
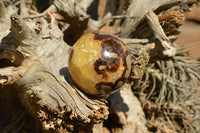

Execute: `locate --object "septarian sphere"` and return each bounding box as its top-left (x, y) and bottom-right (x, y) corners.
top-left (68, 33), bottom-right (131, 98)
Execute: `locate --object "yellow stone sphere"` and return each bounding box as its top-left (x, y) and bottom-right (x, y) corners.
top-left (68, 33), bottom-right (131, 98)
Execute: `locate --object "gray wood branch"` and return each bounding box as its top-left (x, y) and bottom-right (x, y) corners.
top-left (108, 83), bottom-right (148, 133)
top-left (0, 13), bottom-right (109, 126)
top-left (146, 10), bottom-right (176, 57)
top-left (0, 0), bottom-right (10, 40)
top-left (119, 0), bottom-right (181, 37)
top-left (53, 0), bottom-right (111, 38)
top-left (20, 0), bottom-right (29, 17)
top-left (78, 0), bottom-right (95, 11)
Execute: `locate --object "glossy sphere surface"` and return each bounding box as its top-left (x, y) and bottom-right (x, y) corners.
top-left (69, 33), bottom-right (131, 98)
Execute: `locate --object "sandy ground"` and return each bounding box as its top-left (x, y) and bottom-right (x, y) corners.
top-left (176, 5), bottom-right (200, 57)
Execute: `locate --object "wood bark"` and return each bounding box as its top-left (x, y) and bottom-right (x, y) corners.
top-left (107, 83), bottom-right (148, 133)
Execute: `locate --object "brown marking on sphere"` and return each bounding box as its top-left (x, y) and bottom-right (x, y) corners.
top-left (99, 38), bottom-right (130, 90)
top-left (106, 58), bottom-right (120, 72)
top-left (101, 39), bottom-right (124, 56)
top-left (112, 57), bottom-right (131, 89)
top-left (94, 58), bottom-right (107, 75)
top-left (95, 82), bottom-right (114, 94)
top-left (93, 33), bottom-right (129, 81)
top-left (101, 38), bottom-right (128, 67)
top-left (94, 57), bottom-right (120, 72)
top-left (94, 77), bottom-right (125, 98)
top-left (94, 58), bottom-right (109, 80)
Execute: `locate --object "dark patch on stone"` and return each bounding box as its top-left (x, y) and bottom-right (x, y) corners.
top-left (93, 57), bottom-right (120, 78)
top-left (93, 34), bottom-right (129, 79)
top-left (95, 82), bottom-right (114, 94)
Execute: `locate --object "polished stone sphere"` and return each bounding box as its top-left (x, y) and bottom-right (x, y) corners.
top-left (68, 33), bottom-right (131, 98)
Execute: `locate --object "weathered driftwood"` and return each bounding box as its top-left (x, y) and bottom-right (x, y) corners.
top-left (0, 0), bottom-right (147, 131)
top-left (0, 0), bottom-right (10, 40)
top-left (52, 0), bottom-right (113, 44)
top-left (0, 0), bottom-right (198, 132)
top-left (0, 4), bottom-right (109, 132)
top-left (145, 10), bottom-right (176, 57)
top-left (105, 0), bottom-right (196, 37)
top-left (107, 84), bottom-right (148, 133)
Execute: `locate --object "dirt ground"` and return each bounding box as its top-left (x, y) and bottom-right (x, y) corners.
top-left (176, 4), bottom-right (200, 58)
